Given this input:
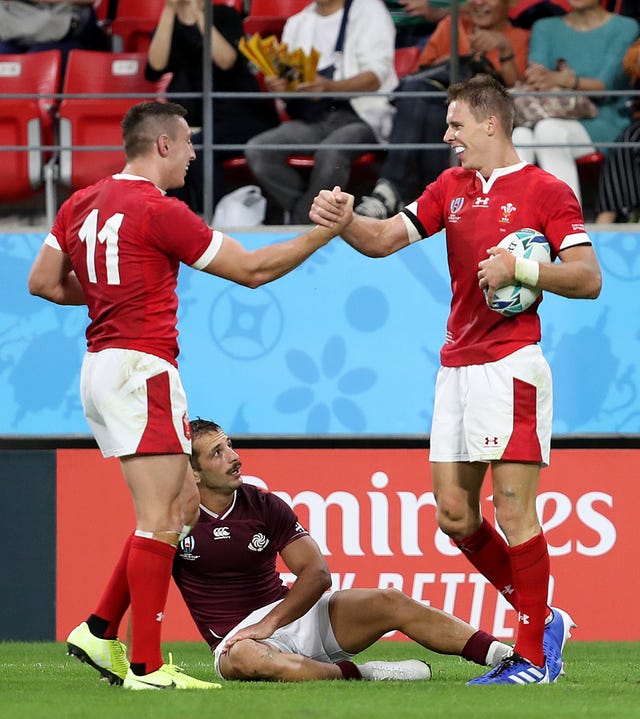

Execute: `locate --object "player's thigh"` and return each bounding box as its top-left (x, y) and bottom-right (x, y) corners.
top-left (120, 453), bottom-right (191, 529)
top-left (430, 365), bottom-right (469, 462)
top-left (465, 345), bottom-right (552, 464)
top-left (80, 348), bottom-right (191, 458)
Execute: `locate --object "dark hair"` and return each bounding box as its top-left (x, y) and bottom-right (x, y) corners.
top-left (189, 418), bottom-right (223, 470)
top-left (447, 74), bottom-right (515, 136)
top-left (121, 101), bottom-right (188, 159)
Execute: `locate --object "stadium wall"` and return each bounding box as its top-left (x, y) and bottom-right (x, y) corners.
top-left (1, 438), bottom-right (639, 643)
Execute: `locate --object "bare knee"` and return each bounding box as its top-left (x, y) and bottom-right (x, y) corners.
top-left (435, 498), bottom-right (480, 542)
top-left (220, 640), bottom-right (277, 681)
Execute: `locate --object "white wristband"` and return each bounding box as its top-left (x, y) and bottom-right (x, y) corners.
top-left (514, 257), bottom-right (539, 287)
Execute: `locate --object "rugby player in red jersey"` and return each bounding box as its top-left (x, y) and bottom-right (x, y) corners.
top-left (310, 74), bottom-right (601, 685)
top-left (28, 100), bottom-right (353, 690)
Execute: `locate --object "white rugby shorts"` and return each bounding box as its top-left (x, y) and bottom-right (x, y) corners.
top-left (214, 594), bottom-right (351, 679)
top-left (80, 348), bottom-right (191, 458)
top-left (429, 344), bottom-right (552, 465)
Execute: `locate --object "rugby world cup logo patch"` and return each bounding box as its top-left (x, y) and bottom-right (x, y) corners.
top-left (450, 197), bottom-right (464, 214)
top-left (448, 197), bottom-right (464, 223)
top-left (179, 535), bottom-right (200, 560)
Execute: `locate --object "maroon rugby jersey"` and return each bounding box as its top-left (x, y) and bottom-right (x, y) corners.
top-left (404, 163), bottom-right (591, 367)
top-left (46, 174), bottom-right (220, 366)
top-left (173, 483), bottom-right (309, 649)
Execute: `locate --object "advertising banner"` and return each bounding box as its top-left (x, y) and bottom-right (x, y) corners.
top-left (56, 447), bottom-right (636, 642)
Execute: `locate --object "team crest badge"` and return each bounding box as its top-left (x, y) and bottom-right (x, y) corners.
top-left (183, 412), bottom-right (191, 440)
top-left (499, 202), bottom-right (517, 224)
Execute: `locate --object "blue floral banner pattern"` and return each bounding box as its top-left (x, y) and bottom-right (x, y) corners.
top-left (1, 229), bottom-right (637, 435)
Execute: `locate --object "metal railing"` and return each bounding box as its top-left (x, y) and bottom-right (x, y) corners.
top-left (2, 84), bottom-right (639, 227)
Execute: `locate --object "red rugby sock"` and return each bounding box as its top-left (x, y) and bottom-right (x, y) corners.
top-left (127, 536), bottom-right (176, 674)
top-left (90, 533), bottom-right (133, 639)
top-left (456, 518), bottom-right (518, 608)
top-left (509, 531), bottom-right (549, 668)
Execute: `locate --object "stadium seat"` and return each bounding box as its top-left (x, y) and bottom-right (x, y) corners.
top-left (110, 0), bottom-right (165, 52)
top-left (394, 45), bottom-right (420, 78)
top-left (284, 48), bottom-right (421, 176)
top-left (57, 50), bottom-right (169, 191)
top-left (0, 50), bottom-right (62, 204)
top-left (576, 151), bottom-right (605, 220)
top-left (222, 47), bottom-right (418, 194)
top-left (243, 0), bottom-right (309, 38)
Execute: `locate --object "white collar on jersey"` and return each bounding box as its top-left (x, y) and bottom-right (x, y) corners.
top-left (199, 491), bottom-right (238, 521)
top-left (475, 161), bottom-right (528, 194)
top-left (112, 173), bottom-right (165, 194)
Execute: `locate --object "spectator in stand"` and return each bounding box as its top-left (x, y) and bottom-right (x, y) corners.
top-left (512, 0), bottom-right (638, 207)
top-left (0, 0), bottom-right (109, 68)
top-left (596, 38), bottom-right (640, 223)
top-left (244, 0), bottom-right (398, 225)
top-left (384, 0), bottom-right (451, 49)
top-left (356, 0), bottom-right (529, 219)
top-left (145, 0), bottom-right (279, 215)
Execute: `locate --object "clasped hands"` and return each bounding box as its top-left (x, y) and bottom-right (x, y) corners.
top-left (310, 186), bottom-right (354, 232)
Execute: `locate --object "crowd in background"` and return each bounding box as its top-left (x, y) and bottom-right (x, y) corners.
top-left (0, 0), bottom-right (639, 224)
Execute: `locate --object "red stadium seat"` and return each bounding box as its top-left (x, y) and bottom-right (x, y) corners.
top-left (394, 45), bottom-right (420, 78)
top-left (110, 0), bottom-right (165, 52)
top-left (576, 151), bottom-right (605, 219)
top-left (57, 50), bottom-right (169, 190)
top-left (243, 0), bottom-right (309, 38)
top-left (284, 48), bottom-right (418, 178)
top-left (0, 50), bottom-right (62, 203)
top-left (222, 47), bottom-right (416, 193)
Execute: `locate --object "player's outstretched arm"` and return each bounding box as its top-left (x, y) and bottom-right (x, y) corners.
top-left (311, 187), bottom-right (410, 259)
top-left (203, 197), bottom-right (353, 288)
top-left (28, 244), bottom-right (87, 306)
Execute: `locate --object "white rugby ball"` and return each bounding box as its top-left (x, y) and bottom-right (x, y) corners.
top-left (485, 228), bottom-right (551, 316)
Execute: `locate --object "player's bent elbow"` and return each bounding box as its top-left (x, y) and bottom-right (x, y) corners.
top-left (582, 270), bottom-right (603, 299)
top-left (27, 275), bottom-right (55, 302)
top-left (317, 565), bottom-right (332, 593)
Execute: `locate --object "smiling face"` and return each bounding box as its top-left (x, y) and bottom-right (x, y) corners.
top-left (164, 116), bottom-right (196, 189)
top-left (444, 99), bottom-right (493, 172)
top-left (466, 0), bottom-right (510, 29)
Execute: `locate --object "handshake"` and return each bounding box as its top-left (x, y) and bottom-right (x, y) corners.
top-left (239, 33), bottom-right (320, 90)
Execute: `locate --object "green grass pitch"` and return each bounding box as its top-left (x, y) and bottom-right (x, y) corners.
top-left (1, 640), bottom-right (639, 719)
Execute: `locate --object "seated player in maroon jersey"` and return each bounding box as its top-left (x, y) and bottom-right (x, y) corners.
top-left (172, 419), bottom-right (514, 682)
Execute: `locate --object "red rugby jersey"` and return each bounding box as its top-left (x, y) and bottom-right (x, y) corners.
top-left (46, 174), bottom-right (220, 365)
top-left (404, 163), bottom-right (590, 367)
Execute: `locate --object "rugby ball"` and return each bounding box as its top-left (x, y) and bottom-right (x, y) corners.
top-left (485, 228), bottom-right (551, 316)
